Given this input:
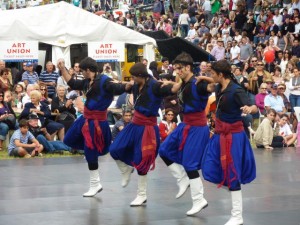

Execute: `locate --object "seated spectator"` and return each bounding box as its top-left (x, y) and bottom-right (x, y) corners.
top-left (22, 83), bottom-right (38, 106)
top-left (74, 93), bottom-right (86, 118)
top-left (51, 85), bottom-right (76, 133)
top-left (277, 114), bottom-right (297, 147)
top-left (39, 84), bottom-right (52, 105)
top-left (264, 83), bottom-right (287, 117)
top-left (13, 82), bottom-right (25, 107)
top-left (0, 90), bottom-right (17, 151)
top-left (277, 83), bottom-right (291, 112)
top-left (4, 90), bottom-right (14, 107)
top-left (248, 60), bottom-right (272, 94)
top-left (0, 68), bottom-right (12, 92)
top-left (111, 108), bottom-right (132, 140)
top-left (20, 90), bottom-right (65, 141)
top-left (158, 108), bottom-right (177, 142)
top-left (254, 109), bottom-right (285, 149)
top-left (8, 119), bottom-right (43, 158)
top-left (255, 83), bottom-right (268, 114)
top-left (28, 113), bottom-right (72, 153)
top-left (21, 62), bottom-right (39, 86)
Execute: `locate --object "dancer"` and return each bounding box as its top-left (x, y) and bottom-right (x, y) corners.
top-left (57, 57), bottom-right (132, 197)
top-left (201, 60), bottom-right (257, 225)
top-left (109, 62), bottom-right (181, 206)
top-left (159, 52), bottom-right (213, 216)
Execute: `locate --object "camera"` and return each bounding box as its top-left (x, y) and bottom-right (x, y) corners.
top-left (105, 66), bottom-right (110, 70)
top-left (68, 94), bottom-right (78, 101)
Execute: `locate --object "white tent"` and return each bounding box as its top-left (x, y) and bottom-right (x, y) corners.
top-left (0, 2), bottom-right (156, 67)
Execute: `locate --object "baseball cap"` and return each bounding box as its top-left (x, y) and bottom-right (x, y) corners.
top-left (26, 62), bottom-right (33, 67)
top-left (271, 83), bottom-right (278, 89)
top-left (28, 113), bottom-right (39, 120)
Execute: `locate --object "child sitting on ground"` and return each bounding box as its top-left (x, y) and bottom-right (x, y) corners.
top-left (8, 119), bottom-right (43, 158)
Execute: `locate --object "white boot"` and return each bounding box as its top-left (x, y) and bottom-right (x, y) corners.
top-left (168, 163), bottom-right (190, 198)
top-left (83, 170), bottom-right (103, 197)
top-left (224, 190), bottom-right (243, 225)
top-left (115, 160), bottom-right (134, 187)
top-left (130, 175), bottom-right (147, 206)
top-left (186, 177), bottom-right (208, 216)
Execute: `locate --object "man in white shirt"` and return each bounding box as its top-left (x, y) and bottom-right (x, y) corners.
top-left (273, 9), bottom-right (283, 28)
top-left (278, 114), bottom-right (297, 146)
top-left (230, 40), bottom-right (241, 66)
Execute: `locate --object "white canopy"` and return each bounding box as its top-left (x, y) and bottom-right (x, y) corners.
top-left (0, 2), bottom-right (156, 66)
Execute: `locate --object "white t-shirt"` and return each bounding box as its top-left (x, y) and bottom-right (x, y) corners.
top-left (230, 46), bottom-right (241, 64)
top-left (279, 123), bottom-right (292, 136)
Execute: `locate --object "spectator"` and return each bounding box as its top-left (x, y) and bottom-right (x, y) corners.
top-left (14, 62), bottom-right (27, 85)
top-left (230, 40), bottom-right (241, 66)
top-left (255, 82), bottom-right (268, 114)
top-left (39, 84), bottom-right (52, 105)
top-left (73, 63), bottom-right (84, 80)
top-left (102, 63), bottom-right (118, 80)
top-left (153, 0), bottom-right (162, 20)
top-left (149, 61), bottom-right (159, 80)
top-left (277, 83), bottom-right (291, 112)
top-left (277, 114), bottom-right (297, 146)
top-left (20, 90), bottom-right (65, 141)
top-left (264, 83), bottom-right (287, 116)
top-left (248, 61), bottom-right (272, 94)
top-left (0, 68), bottom-right (12, 92)
top-left (240, 37), bottom-right (253, 63)
top-left (39, 61), bottom-right (59, 99)
top-left (158, 108), bottom-right (177, 142)
top-left (280, 50), bottom-right (291, 74)
top-left (51, 85), bottom-right (77, 133)
top-left (178, 9), bottom-right (190, 38)
top-left (0, 90), bottom-right (17, 151)
top-left (21, 62), bottom-right (39, 86)
top-left (288, 67), bottom-right (300, 110)
top-left (254, 108), bottom-right (284, 149)
top-left (111, 108), bottom-right (132, 140)
top-left (22, 83), bottom-right (38, 106)
top-left (291, 39), bottom-right (300, 58)
top-left (211, 38), bottom-right (225, 61)
top-left (8, 119), bottom-right (43, 158)
top-left (27, 113), bottom-right (72, 153)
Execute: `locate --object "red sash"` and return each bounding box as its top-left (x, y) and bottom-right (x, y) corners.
top-left (81, 107), bottom-right (107, 153)
top-left (132, 110), bottom-right (157, 174)
top-left (215, 118), bottom-right (244, 188)
top-left (179, 111), bottom-right (207, 151)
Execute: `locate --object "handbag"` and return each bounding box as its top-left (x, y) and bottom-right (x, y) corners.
top-left (2, 115), bottom-right (16, 129)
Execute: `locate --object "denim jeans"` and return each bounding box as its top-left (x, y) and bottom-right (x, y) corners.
top-left (289, 94), bottom-right (300, 112)
top-left (36, 135), bottom-right (71, 152)
top-left (0, 122), bottom-right (9, 141)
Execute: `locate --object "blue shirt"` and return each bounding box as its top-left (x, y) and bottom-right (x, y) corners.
top-left (39, 70), bottom-right (59, 96)
top-left (8, 129), bottom-right (35, 153)
top-left (264, 94), bottom-right (285, 112)
top-left (21, 71), bottom-right (39, 84)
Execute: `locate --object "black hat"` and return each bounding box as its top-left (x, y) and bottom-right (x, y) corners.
top-left (129, 62), bottom-right (149, 77)
top-left (28, 113), bottom-right (39, 120)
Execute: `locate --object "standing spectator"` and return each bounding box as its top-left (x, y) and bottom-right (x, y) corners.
top-left (8, 119), bottom-right (43, 158)
top-left (158, 108), bottom-right (177, 142)
top-left (149, 61), bottom-right (159, 80)
top-left (153, 0), bottom-right (162, 20)
top-left (230, 40), bottom-right (241, 66)
top-left (102, 63), bottom-right (118, 80)
top-left (39, 61), bottom-right (59, 99)
top-left (21, 62), bottom-right (39, 86)
top-left (159, 57), bottom-right (173, 77)
top-left (288, 67), bottom-right (300, 110)
top-left (239, 37), bottom-right (253, 63)
top-left (73, 63), bottom-right (84, 80)
top-left (202, 0), bottom-right (212, 27)
top-left (211, 38), bottom-right (225, 61)
top-left (178, 9), bottom-right (190, 38)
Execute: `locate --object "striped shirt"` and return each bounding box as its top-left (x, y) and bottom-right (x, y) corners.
top-left (39, 70), bottom-right (59, 96)
top-left (21, 71), bottom-right (39, 84)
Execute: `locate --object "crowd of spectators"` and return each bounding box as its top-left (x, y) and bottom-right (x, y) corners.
top-left (1, 0), bottom-right (300, 156)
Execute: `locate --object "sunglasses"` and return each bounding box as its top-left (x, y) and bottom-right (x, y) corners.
top-left (261, 88), bottom-right (267, 89)
top-left (0, 95), bottom-right (3, 97)
top-left (257, 64), bottom-right (264, 66)
top-left (40, 89), bottom-right (46, 91)
top-left (278, 87), bottom-right (285, 90)
top-left (252, 60), bottom-right (257, 62)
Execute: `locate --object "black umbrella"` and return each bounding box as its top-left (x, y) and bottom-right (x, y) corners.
top-left (141, 30), bottom-right (171, 40)
top-left (156, 37), bottom-right (216, 63)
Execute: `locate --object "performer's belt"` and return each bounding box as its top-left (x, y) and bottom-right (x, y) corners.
top-left (179, 111), bottom-right (207, 151)
top-left (132, 110), bottom-right (157, 174)
top-left (215, 118), bottom-right (244, 188)
top-left (81, 107), bottom-right (107, 153)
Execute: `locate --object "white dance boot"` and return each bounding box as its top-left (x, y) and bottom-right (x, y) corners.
top-left (186, 177), bottom-right (208, 216)
top-left (83, 170), bottom-right (103, 197)
top-left (224, 190), bottom-right (243, 225)
top-left (130, 175), bottom-right (147, 206)
top-left (168, 163), bottom-right (190, 198)
top-left (115, 160), bottom-right (134, 187)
